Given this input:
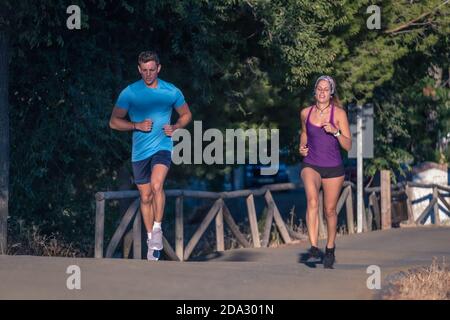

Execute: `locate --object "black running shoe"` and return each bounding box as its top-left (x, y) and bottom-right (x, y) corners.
top-left (300, 246), bottom-right (324, 264)
top-left (323, 246), bottom-right (336, 269)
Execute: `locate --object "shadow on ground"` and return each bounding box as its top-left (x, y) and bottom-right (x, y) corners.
top-left (190, 251), bottom-right (263, 262)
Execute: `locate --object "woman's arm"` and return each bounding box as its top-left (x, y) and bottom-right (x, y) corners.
top-left (335, 108), bottom-right (352, 152)
top-left (299, 107), bottom-right (309, 156)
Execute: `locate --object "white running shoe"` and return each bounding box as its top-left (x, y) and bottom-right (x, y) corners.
top-left (147, 239), bottom-right (161, 261)
top-left (148, 228), bottom-right (163, 250)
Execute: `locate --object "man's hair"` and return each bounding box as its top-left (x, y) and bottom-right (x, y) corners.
top-left (138, 51), bottom-right (160, 65)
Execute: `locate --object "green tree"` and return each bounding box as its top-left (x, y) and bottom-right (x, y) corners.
top-left (1, 0), bottom-right (448, 255)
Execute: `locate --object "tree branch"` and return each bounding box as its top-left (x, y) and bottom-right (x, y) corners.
top-left (385, 0), bottom-right (449, 34)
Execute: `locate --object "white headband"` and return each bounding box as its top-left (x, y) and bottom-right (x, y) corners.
top-left (314, 75), bottom-right (335, 95)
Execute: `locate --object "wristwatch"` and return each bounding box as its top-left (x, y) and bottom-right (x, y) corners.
top-left (333, 129), bottom-right (341, 137)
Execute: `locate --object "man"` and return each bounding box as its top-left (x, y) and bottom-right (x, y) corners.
top-left (109, 51), bottom-right (192, 261)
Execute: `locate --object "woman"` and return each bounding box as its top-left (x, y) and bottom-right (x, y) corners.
top-left (299, 75), bottom-right (352, 269)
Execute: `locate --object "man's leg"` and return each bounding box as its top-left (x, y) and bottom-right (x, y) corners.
top-left (150, 164), bottom-right (169, 223)
top-left (133, 157), bottom-right (155, 234)
top-left (135, 182), bottom-right (161, 260)
top-left (136, 182), bottom-right (154, 234)
top-left (147, 164), bottom-right (169, 250)
top-left (132, 156), bottom-right (160, 260)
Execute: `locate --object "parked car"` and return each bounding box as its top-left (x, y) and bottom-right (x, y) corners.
top-left (244, 163), bottom-right (290, 188)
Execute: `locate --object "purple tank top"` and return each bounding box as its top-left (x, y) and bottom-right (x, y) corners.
top-left (303, 104), bottom-right (342, 167)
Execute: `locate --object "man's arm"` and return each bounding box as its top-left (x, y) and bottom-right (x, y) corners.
top-left (164, 103), bottom-right (192, 136)
top-left (109, 106), bottom-right (152, 132)
top-left (109, 107), bottom-right (133, 131)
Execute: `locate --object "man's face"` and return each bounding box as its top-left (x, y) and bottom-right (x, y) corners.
top-left (138, 60), bottom-right (161, 86)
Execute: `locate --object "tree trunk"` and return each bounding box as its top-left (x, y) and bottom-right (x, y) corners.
top-left (0, 31), bottom-right (9, 254)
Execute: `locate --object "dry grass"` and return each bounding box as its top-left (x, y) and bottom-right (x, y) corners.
top-left (441, 219), bottom-right (450, 226)
top-left (7, 227), bottom-right (84, 257)
top-left (382, 258), bottom-right (450, 300)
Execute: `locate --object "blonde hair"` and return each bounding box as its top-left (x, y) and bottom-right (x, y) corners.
top-left (331, 94), bottom-right (342, 109)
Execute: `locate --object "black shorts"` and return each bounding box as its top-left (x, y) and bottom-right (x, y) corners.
top-left (301, 162), bottom-right (345, 179)
top-left (132, 150), bottom-right (172, 185)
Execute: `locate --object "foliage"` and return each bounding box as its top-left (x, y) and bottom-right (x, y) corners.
top-left (1, 0), bottom-right (448, 255)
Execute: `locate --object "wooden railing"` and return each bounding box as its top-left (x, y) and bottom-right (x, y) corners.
top-left (363, 172), bottom-right (450, 229)
top-left (94, 172), bottom-right (449, 261)
top-left (94, 181), bottom-right (354, 260)
top-left (405, 182), bottom-right (450, 225)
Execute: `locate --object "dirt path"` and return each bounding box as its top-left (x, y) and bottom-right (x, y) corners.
top-left (0, 226), bottom-right (449, 299)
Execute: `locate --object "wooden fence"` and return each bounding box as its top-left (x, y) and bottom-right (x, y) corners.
top-left (363, 170), bottom-right (450, 229)
top-left (94, 181), bottom-right (354, 261)
top-left (94, 170), bottom-right (449, 261)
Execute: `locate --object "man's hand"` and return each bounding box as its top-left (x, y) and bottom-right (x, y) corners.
top-left (135, 119), bottom-right (153, 132)
top-left (321, 122), bottom-right (339, 135)
top-left (163, 124), bottom-right (177, 137)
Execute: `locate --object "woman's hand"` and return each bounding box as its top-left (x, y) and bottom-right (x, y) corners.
top-left (299, 144), bottom-right (309, 157)
top-left (321, 122), bottom-right (339, 135)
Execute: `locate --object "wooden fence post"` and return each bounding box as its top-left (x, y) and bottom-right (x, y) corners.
top-left (94, 194), bottom-right (105, 258)
top-left (370, 192), bottom-right (381, 230)
top-left (362, 200), bottom-right (368, 233)
top-left (433, 187), bottom-right (440, 225)
top-left (261, 205), bottom-right (274, 248)
top-left (381, 170), bottom-right (391, 230)
top-left (162, 236), bottom-right (180, 261)
top-left (183, 199), bottom-right (222, 261)
top-left (105, 198), bottom-right (140, 258)
top-left (215, 202), bottom-right (225, 252)
top-left (336, 186), bottom-right (350, 216)
top-left (132, 209), bottom-right (142, 259)
top-left (123, 230), bottom-right (133, 258)
top-left (346, 186), bottom-right (355, 234)
top-left (264, 191), bottom-right (291, 244)
top-left (0, 32), bottom-right (9, 255)
top-left (438, 190), bottom-right (450, 213)
top-left (405, 183), bottom-right (415, 225)
top-left (366, 198), bottom-right (373, 232)
top-left (246, 194), bottom-right (261, 248)
top-left (175, 196), bottom-right (184, 261)
top-left (222, 203), bottom-right (251, 248)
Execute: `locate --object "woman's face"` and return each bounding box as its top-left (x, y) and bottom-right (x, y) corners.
top-left (315, 80), bottom-right (331, 104)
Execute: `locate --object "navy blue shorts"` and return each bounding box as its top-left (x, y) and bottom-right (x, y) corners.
top-left (132, 150), bottom-right (172, 185)
top-left (301, 162), bottom-right (345, 179)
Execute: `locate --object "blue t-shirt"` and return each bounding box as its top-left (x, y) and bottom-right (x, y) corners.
top-left (115, 78), bottom-right (186, 162)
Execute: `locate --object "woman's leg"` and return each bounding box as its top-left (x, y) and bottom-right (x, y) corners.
top-left (322, 175), bottom-right (345, 249)
top-left (301, 167), bottom-right (322, 247)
